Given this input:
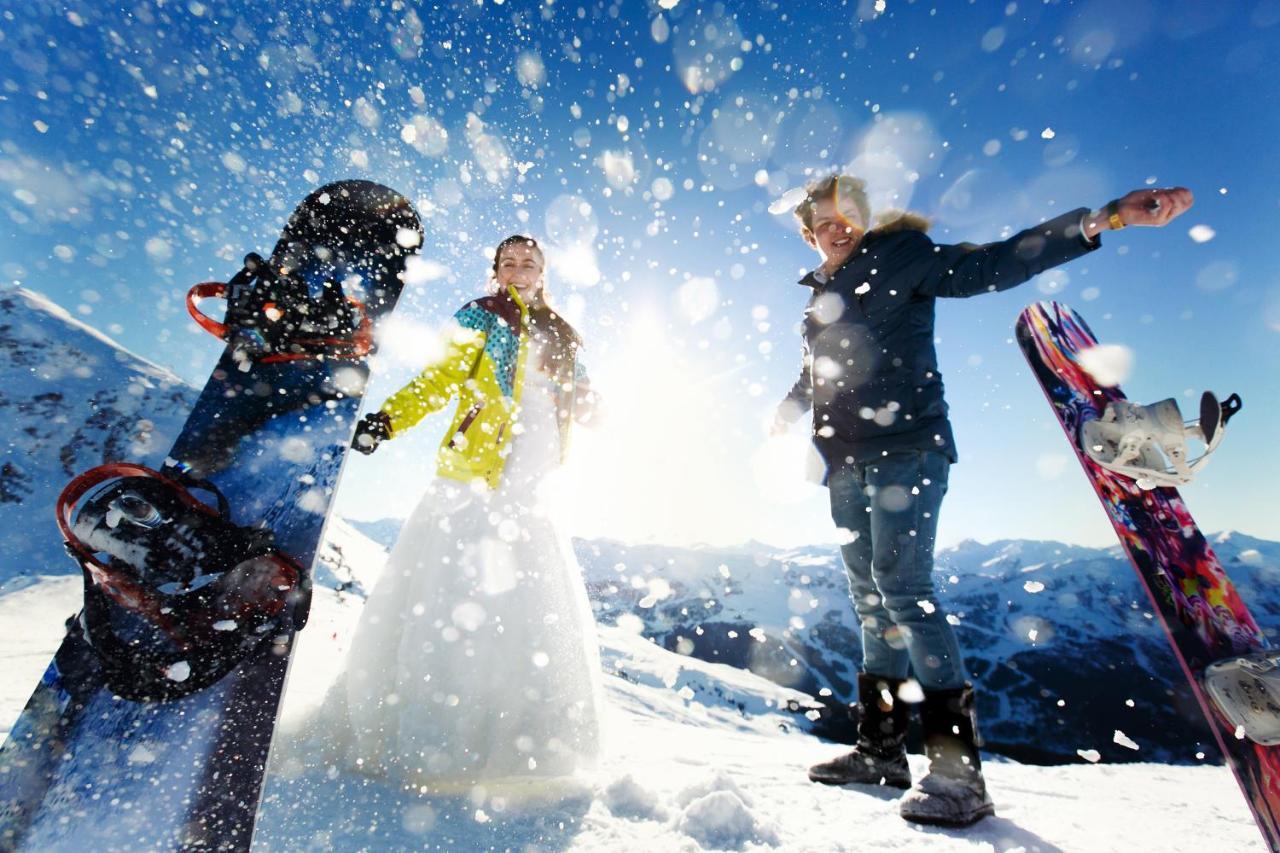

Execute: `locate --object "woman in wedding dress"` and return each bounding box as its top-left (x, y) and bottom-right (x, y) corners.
top-left (337, 235), bottom-right (602, 788)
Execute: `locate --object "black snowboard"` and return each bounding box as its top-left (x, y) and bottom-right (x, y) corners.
top-left (0, 180), bottom-right (422, 850)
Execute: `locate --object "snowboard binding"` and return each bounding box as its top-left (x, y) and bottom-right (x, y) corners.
top-left (1205, 652), bottom-right (1280, 745)
top-left (187, 252), bottom-right (374, 366)
top-left (1080, 391), bottom-right (1242, 489)
top-left (56, 463), bottom-right (308, 701)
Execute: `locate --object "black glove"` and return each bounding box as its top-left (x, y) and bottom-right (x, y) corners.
top-left (352, 411), bottom-right (392, 455)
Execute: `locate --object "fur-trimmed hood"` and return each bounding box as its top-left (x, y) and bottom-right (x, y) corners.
top-left (866, 209), bottom-right (931, 236)
top-left (797, 210), bottom-right (931, 288)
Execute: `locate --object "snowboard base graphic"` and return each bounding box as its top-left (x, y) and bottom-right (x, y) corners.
top-left (1017, 301), bottom-right (1280, 851)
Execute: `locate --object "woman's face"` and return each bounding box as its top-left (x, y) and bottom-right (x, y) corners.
top-left (495, 242), bottom-right (545, 302)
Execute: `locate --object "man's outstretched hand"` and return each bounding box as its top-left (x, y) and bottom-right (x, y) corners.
top-left (1083, 186), bottom-right (1194, 239)
top-left (1115, 186), bottom-right (1194, 227)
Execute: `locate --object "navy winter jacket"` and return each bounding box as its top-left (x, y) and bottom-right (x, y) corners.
top-left (781, 208), bottom-right (1099, 475)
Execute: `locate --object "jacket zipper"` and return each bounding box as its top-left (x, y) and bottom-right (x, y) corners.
top-left (448, 403), bottom-right (483, 448)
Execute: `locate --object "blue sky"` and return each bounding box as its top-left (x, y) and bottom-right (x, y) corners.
top-left (2, 0), bottom-right (1278, 548)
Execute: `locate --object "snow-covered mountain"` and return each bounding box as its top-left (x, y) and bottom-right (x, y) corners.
top-left (0, 287), bottom-right (197, 583)
top-left (574, 534), bottom-right (1280, 765)
top-left (344, 517), bottom-right (409, 552)
top-left (329, 519), bottom-right (1280, 766)
top-left (4, 288), bottom-right (1280, 771)
top-left (341, 514), bottom-right (1280, 764)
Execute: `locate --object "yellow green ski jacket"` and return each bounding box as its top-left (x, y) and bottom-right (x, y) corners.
top-left (377, 285), bottom-right (587, 489)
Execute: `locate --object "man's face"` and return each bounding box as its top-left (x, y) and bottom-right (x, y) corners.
top-left (803, 195), bottom-right (865, 271)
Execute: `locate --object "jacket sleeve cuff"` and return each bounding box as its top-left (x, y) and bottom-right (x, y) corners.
top-left (1032, 207), bottom-right (1101, 267)
top-left (1076, 211), bottom-right (1101, 247)
top-left (1057, 206), bottom-right (1100, 250)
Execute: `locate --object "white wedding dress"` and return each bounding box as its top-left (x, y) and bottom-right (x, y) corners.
top-left (335, 370), bottom-right (602, 787)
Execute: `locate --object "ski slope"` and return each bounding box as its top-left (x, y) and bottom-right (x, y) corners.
top-left (0, 546), bottom-right (1262, 852)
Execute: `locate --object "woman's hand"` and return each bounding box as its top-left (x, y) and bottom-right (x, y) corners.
top-left (352, 411), bottom-right (392, 454)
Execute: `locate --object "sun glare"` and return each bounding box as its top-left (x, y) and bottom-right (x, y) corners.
top-left (375, 314), bottom-right (450, 370)
top-left (564, 308), bottom-right (811, 546)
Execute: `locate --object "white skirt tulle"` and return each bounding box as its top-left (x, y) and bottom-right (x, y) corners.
top-left (334, 387), bottom-right (602, 788)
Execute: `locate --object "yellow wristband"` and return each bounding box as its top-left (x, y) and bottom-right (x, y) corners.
top-left (1105, 200), bottom-right (1124, 230)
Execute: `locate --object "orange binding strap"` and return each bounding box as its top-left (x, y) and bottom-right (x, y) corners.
top-left (56, 463), bottom-right (222, 643)
top-left (57, 463), bottom-right (222, 575)
top-left (186, 282), bottom-right (231, 341)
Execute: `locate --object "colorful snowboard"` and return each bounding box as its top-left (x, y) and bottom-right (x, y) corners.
top-left (1017, 301), bottom-right (1280, 850)
top-left (0, 180), bottom-right (421, 850)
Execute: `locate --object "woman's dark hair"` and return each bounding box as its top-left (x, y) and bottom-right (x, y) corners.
top-left (492, 234), bottom-right (545, 275)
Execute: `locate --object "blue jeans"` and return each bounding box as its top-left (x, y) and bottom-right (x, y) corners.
top-left (827, 451), bottom-right (967, 691)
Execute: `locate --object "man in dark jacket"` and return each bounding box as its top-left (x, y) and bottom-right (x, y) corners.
top-left (774, 175), bottom-right (1192, 826)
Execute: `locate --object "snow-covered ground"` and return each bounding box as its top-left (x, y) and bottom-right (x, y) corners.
top-left (0, 564), bottom-right (1263, 851)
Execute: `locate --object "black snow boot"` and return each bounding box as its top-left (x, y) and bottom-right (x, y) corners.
top-left (900, 684), bottom-right (995, 827)
top-left (808, 672), bottom-right (912, 789)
